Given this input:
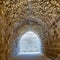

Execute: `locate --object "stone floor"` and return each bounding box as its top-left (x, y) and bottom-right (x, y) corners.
top-left (13, 54), bottom-right (51, 60)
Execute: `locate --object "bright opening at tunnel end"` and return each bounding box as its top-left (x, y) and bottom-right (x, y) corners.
top-left (17, 31), bottom-right (42, 55)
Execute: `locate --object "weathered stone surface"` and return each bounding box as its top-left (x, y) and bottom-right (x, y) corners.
top-left (0, 0), bottom-right (60, 60)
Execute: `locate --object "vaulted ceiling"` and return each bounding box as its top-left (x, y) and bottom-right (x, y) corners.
top-left (0, 0), bottom-right (60, 60)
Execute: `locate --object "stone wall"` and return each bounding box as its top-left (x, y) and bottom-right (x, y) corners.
top-left (42, 17), bottom-right (60, 59)
top-left (0, 0), bottom-right (60, 60)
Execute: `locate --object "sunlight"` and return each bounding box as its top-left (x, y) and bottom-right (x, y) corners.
top-left (17, 31), bottom-right (42, 55)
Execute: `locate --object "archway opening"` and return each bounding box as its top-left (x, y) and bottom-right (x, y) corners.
top-left (17, 31), bottom-right (42, 55)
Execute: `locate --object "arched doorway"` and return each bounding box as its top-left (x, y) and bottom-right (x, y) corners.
top-left (17, 31), bottom-right (42, 55)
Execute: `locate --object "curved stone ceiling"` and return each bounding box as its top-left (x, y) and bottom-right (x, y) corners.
top-left (0, 0), bottom-right (60, 60)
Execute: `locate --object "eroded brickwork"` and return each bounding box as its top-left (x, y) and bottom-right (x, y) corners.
top-left (0, 0), bottom-right (60, 60)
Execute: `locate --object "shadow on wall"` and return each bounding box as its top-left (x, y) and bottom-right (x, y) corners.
top-left (55, 55), bottom-right (60, 60)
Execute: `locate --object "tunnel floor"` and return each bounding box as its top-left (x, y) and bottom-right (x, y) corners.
top-left (12, 54), bottom-right (51, 60)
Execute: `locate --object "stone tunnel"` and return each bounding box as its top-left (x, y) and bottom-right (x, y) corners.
top-left (0, 0), bottom-right (60, 60)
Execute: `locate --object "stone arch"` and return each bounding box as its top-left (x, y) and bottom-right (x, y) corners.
top-left (12, 16), bottom-right (46, 31)
top-left (10, 16), bottom-right (46, 58)
top-left (11, 16), bottom-right (47, 39)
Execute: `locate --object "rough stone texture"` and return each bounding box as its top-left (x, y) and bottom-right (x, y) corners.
top-left (0, 0), bottom-right (60, 60)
